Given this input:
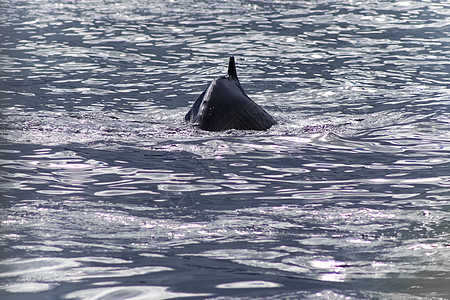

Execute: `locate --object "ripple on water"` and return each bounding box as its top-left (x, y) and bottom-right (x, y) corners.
top-left (0, 256), bottom-right (173, 294)
top-left (63, 286), bottom-right (212, 300)
top-left (216, 280), bottom-right (283, 289)
top-left (1, 0), bottom-right (450, 298)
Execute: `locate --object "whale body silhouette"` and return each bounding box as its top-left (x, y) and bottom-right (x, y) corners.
top-left (185, 57), bottom-right (276, 131)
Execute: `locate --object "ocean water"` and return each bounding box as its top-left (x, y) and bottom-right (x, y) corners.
top-left (1, 0), bottom-right (449, 299)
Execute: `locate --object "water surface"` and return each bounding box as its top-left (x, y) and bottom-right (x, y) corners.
top-left (1, 0), bottom-right (450, 299)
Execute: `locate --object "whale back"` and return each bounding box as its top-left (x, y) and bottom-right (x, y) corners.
top-left (185, 57), bottom-right (276, 131)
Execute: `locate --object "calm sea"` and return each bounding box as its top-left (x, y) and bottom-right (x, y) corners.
top-left (1, 0), bottom-right (449, 299)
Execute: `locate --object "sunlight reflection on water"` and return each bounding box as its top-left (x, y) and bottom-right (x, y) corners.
top-left (1, 0), bottom-right (450, 299)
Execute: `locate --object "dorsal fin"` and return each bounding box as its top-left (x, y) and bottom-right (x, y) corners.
top-left (227, 56), bottom-right (238, 80)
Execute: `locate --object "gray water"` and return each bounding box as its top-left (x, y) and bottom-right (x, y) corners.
top-left (1, 0), bottom-right (450, 299)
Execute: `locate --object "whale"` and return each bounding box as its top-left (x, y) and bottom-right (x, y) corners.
top-left (185, 57), bottom-right (276, 131)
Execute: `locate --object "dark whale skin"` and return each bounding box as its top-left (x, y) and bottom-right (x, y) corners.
top-left (185, 57), bottom-right (276, 131)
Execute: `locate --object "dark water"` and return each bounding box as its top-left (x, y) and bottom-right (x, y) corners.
top-left (1, 0), bottom-right (450, 299)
